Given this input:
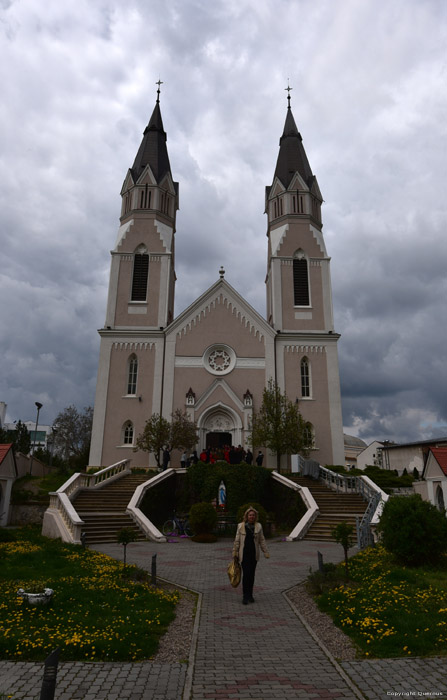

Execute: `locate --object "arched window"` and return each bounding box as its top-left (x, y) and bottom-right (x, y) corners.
top-left (127, 355), bottom-right (138, 395)
top-left (301, 357), bottom-right (310, 398)
top-left (123, 421), bottom-right (134, 445)
top-left (131, 246), bottom-right (149, 301)
top-left (293, 251), bottom-right (310, 306)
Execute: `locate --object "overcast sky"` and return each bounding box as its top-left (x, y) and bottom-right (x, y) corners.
top-left (1, 0), bottom-right (446, 447)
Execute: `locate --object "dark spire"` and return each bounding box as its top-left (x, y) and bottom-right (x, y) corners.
top-left (131, 81), bottom-right (172, 184)
top-left (272, 85), bottom-right (314, 189)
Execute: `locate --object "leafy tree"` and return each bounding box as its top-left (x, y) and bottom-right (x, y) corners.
top-left (249, 379), bottom-right (313, 473)
top-left (170, 409), bottom-right (199, 453)
top-left (0, 420), bottom-right (31, 455)
top-left (53, 406), bottom-right (93, 468)
top-left (135, 414), bottom-right (171, 468)
top-left (378, 494), bottom-right (447, 566)
top-left (135, 411), bottom-right (197, 468)
top-left (331, 522), bottom-right (355, 580)
top-left (12, 420), bottom-right (32, 454)
top-left (117, 527), bottom-right (138, 568)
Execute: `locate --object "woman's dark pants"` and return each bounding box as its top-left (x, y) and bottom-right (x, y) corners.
top-left (242, 558), bottom-right (257, 601)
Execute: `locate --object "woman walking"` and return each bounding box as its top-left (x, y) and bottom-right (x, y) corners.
top-left (232, 506), bottom-right (269, 605)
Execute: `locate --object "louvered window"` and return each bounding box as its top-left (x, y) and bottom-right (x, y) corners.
top-left (131, 253), bottom-right (149, 301)
top-left (301, 358), bottom-right (310, 398)
top-left (127, 355), bottom-right (138, 394)
top-left (293, 258), bottom-right (309, 306)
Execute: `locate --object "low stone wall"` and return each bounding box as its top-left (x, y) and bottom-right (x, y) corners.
top-left (9, 503), bottom-right (47, 526)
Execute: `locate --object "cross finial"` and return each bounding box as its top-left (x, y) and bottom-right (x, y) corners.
top-left (156, 79), bottom-right (163, 103)
top-left (285, 80), bottom-right (292, 108)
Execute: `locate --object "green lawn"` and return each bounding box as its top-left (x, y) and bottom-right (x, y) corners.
top-left (315, 544), bottom-right (447, 658)
top-left (0, 528), bottom-right (178, 662)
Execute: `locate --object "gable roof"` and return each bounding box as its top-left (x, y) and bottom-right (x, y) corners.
top-left (0, 443), bottom-right (13, 465)
top-left (430, 448), bottom-right (447, 476)
top-left (167, 276), bottom-right (276, 341)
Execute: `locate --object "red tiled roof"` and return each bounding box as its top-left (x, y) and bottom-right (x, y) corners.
top-left (431, 447), bottom-right (447, 476)
top-left (0, 444), bottom-right (13, 465)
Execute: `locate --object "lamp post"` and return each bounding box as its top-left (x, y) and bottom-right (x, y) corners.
top-left (29, 402), bottom-right (43, 476)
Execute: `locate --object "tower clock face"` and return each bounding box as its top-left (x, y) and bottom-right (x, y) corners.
top-left (203, 344), bottom-right (236, 376)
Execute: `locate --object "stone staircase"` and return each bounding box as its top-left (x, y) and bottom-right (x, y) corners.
top-left (72, 474), bottom-right (149, 544)
top-left (290, 476), bottom-right (367, 541)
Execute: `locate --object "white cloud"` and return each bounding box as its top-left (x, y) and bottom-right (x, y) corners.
top-left (0, 0), bottom-right (446, 446)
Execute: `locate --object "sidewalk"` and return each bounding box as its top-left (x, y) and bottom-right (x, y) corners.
top-left (1, 538), bottom-right (446, 699)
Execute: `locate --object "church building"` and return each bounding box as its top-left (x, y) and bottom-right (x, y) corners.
top-left (88, 89), bottom-right (345, 470)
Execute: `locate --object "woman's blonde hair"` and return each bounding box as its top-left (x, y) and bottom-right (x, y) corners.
top-left (243, 506), bottom-right (258, 522)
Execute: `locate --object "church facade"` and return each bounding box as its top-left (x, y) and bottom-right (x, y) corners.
top-left (88, 93), bottom-right (345, 470)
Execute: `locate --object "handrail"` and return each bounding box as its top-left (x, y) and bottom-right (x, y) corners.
top-left (271, 472), bottom-right (319, 541)
top-left (127, 469), bottom-right (179, 542)
top-left (44, 459), bottom-right (131, 544)
top-left (318, 465), bottom-right (388, 547)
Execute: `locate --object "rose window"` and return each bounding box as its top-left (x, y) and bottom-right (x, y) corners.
top-left (203, 344), bottom-right (236, 376)
top-left (208, 349), bottom-right (231, 372)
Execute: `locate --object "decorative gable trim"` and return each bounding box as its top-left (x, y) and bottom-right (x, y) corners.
top-left (113, 342), bottom-right (154, 351)
top-left (270, 224), bottom-right (289, 256)
top-left (120, 169), bottom-right (135, 195)
top-left (269, 177), bottom-right (286, 199)
top-left (135, 164), bottom-right (157, 186)
top-left (194, 378), bottom-right (244, 412)
top-left (115, 220), bottom-right (134, 250)
top-left (285, 345), bottom-right (326, 353)
top-left (155, 219), bottom-right (173, 252)
top-left (288, 172), bottom-right (310, 192)
top-left (176, 293), bottom-right (264, 342)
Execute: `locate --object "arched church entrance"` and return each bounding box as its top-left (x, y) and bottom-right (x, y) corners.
top-left (206, 431), bottom-right (232, 449)
top-left (197, 404), bottom-right (243, 451)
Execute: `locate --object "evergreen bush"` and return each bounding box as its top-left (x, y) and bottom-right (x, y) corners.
top-left (236, 503), bottom-right (268, 530)
top-left (189, 502), bottom-right (218, 535)
top-left (377, 494), bottom-right (447, 566)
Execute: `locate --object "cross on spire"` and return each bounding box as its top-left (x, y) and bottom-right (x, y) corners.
top-left (156, 79), bottom-right (163, 103)
top-left (285, 80), bottom-right (292, 109)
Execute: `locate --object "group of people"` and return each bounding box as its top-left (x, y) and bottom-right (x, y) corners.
top-left (199, 445), bottom-right (264, 466)
top-left (161, 445), bottom-right (264, 470)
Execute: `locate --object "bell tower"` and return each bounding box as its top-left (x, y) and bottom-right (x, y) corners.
top-left (105, 83), bottom-right (179, 331)
top-left (89, 84), bottom-right (179, 467)
top-left (268, 87), bottom-right (345, 466)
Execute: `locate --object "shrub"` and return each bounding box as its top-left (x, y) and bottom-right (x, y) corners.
top-left (377, 494), bottom-right (447, 566)
top-left (237, 503), bottom-right (268, 531)
top-left (189, 502), bottom-right (218, 535)
top-left (0, 528), bottom-right (17, 543)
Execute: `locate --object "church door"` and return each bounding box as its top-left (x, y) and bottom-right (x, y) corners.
top-left (206, 432), bottom-right (232, 449)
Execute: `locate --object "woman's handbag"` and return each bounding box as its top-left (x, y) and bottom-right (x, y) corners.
top-left (227, 557), bottom-right (241, 587)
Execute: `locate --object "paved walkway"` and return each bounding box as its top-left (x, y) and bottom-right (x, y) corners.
top-left (1, 538), bottom-right (446, 699)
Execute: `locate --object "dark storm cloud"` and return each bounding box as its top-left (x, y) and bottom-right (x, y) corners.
top-left (0, 0), bottom-right (446, 448)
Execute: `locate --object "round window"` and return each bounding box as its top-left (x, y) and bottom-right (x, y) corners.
top-left (203, 344), bottom-right (236, 376)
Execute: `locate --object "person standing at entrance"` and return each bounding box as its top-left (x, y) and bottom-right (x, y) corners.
top-left (232, 507), bottom-right (269, 605)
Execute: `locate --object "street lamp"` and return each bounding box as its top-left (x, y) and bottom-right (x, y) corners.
top-left (29, 402), bottom-right (43, 476)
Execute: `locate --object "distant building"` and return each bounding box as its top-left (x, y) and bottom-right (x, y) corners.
top-left (356, 440), bottom-right (386, 470)
top-left (343, 434), bottom-right (367, 469)
top-left (380, 438), bottom-right (447, 476)
top-left (0, 444), bottom-right (18, 526)
top-left (414, 447), bottom-right (447, 512)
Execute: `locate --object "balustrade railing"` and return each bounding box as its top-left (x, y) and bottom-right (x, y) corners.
top-left (318, 465), bottom-right (388, 548)
top-left (46, 459), bottom-right (130, 544)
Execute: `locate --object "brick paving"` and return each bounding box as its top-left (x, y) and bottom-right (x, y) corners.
top-left (0, 538), bottom-right (446, 699)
